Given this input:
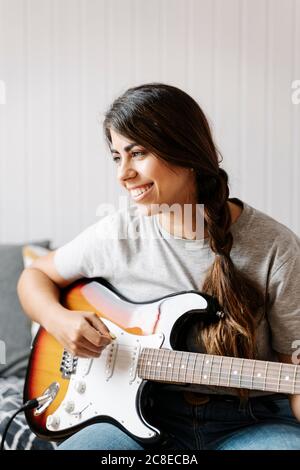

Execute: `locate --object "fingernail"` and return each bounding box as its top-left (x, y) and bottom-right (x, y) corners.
top-left (109, 332), bottom-right (117, 339)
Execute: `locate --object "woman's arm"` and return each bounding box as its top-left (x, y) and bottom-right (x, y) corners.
top-left (17, 251), bottom-right (73, 328)
top-left (277, 353), bottom-right (300, 421)
top-left (17, 251), bottom-right (112, 357)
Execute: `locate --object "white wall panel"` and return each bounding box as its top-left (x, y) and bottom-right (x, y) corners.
top-left (0, 0), bottom-right (299, 246)
top-left (0, 0), bottom-right (28, 242)
top-left (239, 0), bottom-right (267, 211)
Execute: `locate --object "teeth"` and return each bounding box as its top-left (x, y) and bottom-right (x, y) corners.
top-left (131, 184), bottom-right (153, 197)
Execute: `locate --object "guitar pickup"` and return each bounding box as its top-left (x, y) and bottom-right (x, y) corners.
top-left (105, 341), bottom-right (118, 380)
top-left (129, 342), bottom-right (141, 384)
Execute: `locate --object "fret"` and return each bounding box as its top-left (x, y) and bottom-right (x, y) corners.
top-left (239, 359), bottom-right (248, 389)
top-left (227, 357), bottom-right (233, 387)
top-left (181, 352), bottom-right (189, 384)
top-left (165, 349), bottom-right (173, 383)
top-left (239, 358), bottom-right (244, 389)
top-left (154, 348), bottom-right (161, 381)
top-left (148, 348), bottom-right (154, 381)
top-left (250, 359), bottom-right (256, 390)
top-left (277, 363), bottom-right (283, 392)
top-left (187, 352), bottom-right (197, 385)
top-left (230, 357), bottom-right (242, 388)
top-left (263, 362), bottom-right (269, 391)
top-left (208, 355), bottom-right (214, 384)
top-left (157, 349), bottom-right (162, 382)
top-left (219, 356), bottom-right (231, 387)
top-left (209, 355), bottom-right (221, 386)
top-left (265, 361), bottom-right (280, 393)
top-left (252, 361), bottom-right (265, 390)
top-left (239, 359), bottom-right (258, 389)
top-left (292, 365), bottom-right (297, 394)
top-left (280, 363), bottom-right (294, 394)
top-left (217, 356), bottom-right (223, 386)
top-left (195, 353), bottom-right (205, 386)
top-left (177, 351), bottom-right (184, 383)
top-left (162, 349), bottom-right (170, 381)
top-left (172, 352), bottom-right (180, 383)
top-left (202, 355), bottom-right (213, 384)
top-left (149, 348), bottom-right (155, 379)
top-left (143, 348), bottom-right (151, 379)
top-left (151, 348), bottom-right (158, 381)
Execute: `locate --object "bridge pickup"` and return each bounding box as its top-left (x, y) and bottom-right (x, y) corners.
top-left (129, 341), bottom-right (141, 384)
top-left (105, 341), bottom-right (118, 380)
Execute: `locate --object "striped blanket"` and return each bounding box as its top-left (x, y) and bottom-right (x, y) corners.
top-left (0, 376), bottom-right (56, 450)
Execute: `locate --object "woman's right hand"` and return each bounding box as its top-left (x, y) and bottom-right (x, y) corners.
top-left (46, 308), bottom-right (114, 358)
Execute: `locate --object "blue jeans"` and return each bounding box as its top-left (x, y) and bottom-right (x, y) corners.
top-left (58, 388), bottom-right (300, 450)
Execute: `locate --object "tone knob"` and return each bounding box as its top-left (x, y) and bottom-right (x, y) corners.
top-left (74, 380), bottom-right (86, 394)
top-left (46, 414), bottom-right (60, 429)
top-left (63, 400), bottom-right (75, 413)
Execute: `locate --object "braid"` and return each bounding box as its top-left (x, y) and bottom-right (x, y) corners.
top-left (197, 169), bottom-right (265, 396)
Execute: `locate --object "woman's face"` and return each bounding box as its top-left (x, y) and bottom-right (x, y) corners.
top-left (109, 129), bottom-right (197, 216)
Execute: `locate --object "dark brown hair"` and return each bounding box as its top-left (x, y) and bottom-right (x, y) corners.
top-left (103, 83), bottom-right (265, 395)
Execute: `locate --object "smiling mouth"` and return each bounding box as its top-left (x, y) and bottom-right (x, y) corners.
top-left (130, 183), bottom-right (154, 201)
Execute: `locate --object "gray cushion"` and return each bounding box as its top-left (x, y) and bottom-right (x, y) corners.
top-left (0, 241), bottom-right (50, 377)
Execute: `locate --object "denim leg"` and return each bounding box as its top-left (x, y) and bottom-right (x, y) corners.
top-left (57, 423), bottom-right (144, 450)
top-left (210, 396), bottom-right (300, 450)
top-left (212, 422), bottom-right (300, 450)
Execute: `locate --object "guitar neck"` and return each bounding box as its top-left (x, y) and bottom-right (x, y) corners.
top-left (138, 348), bottom-right (300, 394)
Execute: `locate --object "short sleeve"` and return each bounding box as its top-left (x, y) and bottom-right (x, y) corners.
top-left (54, 223), bottom-right (99, 281)
top-left (267, 254), bottom-right (300, 355)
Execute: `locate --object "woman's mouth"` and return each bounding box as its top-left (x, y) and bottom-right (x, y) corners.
top-left (130, 183), bottom-right (154, 201)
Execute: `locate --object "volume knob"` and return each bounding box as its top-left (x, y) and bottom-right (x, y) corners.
top-left (46, 414), bottom-right (60, 429)
top-left (74, 380), bottom-right (86, 394)
top-left (63, 400), bottom-right (75, 413)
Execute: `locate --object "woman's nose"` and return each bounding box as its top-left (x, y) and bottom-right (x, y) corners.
top-left (118, 160), bottom-right (137, 182)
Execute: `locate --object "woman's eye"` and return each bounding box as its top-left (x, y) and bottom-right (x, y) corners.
top-left (112, 150), bottom-right (146, 163)
top-left (132, 151), bottom-right (145, 157)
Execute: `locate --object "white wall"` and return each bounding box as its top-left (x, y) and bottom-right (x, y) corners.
top-left (0, 0), bottom-right (299, 246)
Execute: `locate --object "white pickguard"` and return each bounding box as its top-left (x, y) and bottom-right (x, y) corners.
top-left (46, 291), bottom-right (208, 440)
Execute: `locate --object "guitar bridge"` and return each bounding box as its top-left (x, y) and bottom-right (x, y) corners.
top-left (60, 350), bottom-right (78, 379)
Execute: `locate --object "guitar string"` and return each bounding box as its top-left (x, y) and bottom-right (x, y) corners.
top-left (61, 355), bottom-right (300, 380)
top-left (59, 345), bottom-right (300, 386)
top-left (77, 358), bottom-right (300, 388)
top-left (74, 348), bottom-right (300, 374)
top-left (137, 350), bottom-right (300, 387)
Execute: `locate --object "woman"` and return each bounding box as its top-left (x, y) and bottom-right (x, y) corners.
top-left (18, 83), bottom-right (300, 450)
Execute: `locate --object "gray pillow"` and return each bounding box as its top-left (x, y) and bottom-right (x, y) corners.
top-left (0, 241), bottom-right (50, 377)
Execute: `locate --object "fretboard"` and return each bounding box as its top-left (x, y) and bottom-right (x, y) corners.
top-left (138, 348), bottom-right (300, 394)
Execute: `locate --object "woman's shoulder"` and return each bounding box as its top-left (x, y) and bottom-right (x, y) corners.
top-left (239, 198), bottom-right (300, 263)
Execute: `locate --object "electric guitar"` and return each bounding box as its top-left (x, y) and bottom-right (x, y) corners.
top-left (24, 278), bottom-right (300, 444)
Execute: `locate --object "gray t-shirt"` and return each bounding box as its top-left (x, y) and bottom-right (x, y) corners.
top-left (54, 198), bottom-right (300, 396)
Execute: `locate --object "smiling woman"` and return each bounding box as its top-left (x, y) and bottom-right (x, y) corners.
top-left (17, 83), bottom-right (300, 450)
